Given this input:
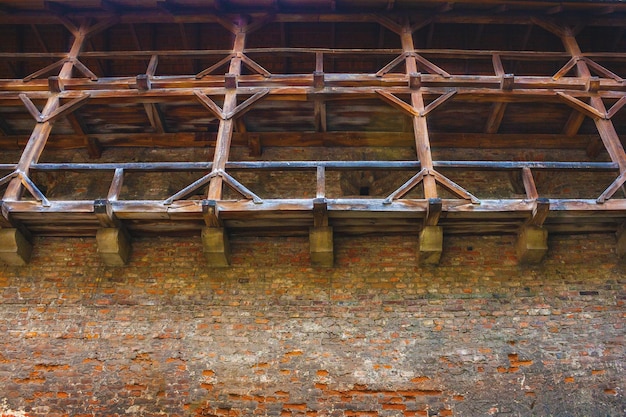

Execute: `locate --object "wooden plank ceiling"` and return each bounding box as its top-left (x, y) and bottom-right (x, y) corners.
top-left (0, 0), bottom-right (625, 265)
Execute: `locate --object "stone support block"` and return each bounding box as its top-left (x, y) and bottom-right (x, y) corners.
top-left (418, 225), bottom-right (443, 266)
top-left (517, 226), bottom-right (548, 264)
top-left (96, 228), bottom-right (131, 266)
top-left (202, 227), bottom-right (231, 267)
top-left (0, 228), bottom-right (32, 266)
top-left (310, 226), bottom-right (333, 267)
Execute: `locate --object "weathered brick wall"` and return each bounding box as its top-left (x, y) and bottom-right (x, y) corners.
top-left (0, 233), bottom-right (624, 416)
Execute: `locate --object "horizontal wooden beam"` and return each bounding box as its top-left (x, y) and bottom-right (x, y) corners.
top-left (25, 159), bottom-right (618, 173)
top-left (0, 132), bottom-right (609, 151)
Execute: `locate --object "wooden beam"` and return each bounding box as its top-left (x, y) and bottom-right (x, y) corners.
top-left (562, 110), bottom-right (586, 136)
top-left (557, 92), bottom-right (605, 120)
top-left (144, 103), bottom-right (166, 133)
top-left (3, 96), bottom-right (59, 201)
top-left (592, 97), bottom-right (626, 173)
top-left (484, 102), bottom-right (507, 134)
top-left (0, 132), bottom-right (609, 151)
top-left (521, 167), bottom-right (539, 200)
top-left (424, 197), bottom-right (442, 227)
top-left (402, 26), bottom-right (437, 199)
top-left (314, 99), bottom-right (327, 133)
top-left (202, 199), bottom-right (222, 228)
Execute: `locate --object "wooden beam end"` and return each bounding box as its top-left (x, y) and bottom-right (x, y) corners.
top-left (96, 227), bottom-right (131, 266)
top-left (310, 226), bottom-right (333, 267)
top-left (202, 227), bottom-right (231, 267)
top-left (418, 225), bottom-right (443, 266)
top-left (0, 228), bottom-right (32, 266)
top-left (517, 226), bottom-right (548, 265)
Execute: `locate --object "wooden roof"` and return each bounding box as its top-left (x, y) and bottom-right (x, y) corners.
top-left (0, 0), bottom-right (625, 265)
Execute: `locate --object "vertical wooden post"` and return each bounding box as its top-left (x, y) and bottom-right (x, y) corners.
top-left (1, 21), bottom-right (112, 266)
top-left (401, 23), bottom-right (442, 265)
top-left (203, 17), bottom-right (246, 266)
top-left (560, 28), bottom-right (626, 257)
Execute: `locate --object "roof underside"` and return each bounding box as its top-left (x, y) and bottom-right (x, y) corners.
top-left (0, 0), bottom-right (625, 245)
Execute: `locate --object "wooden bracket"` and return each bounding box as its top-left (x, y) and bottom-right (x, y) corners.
top-left (413, 53), bottom-right (451, 78)
top-left (194, 90), bottom-right (225, 120)
top-left (597, 171), bottom-right (626, 203)
top-left (582, 57), bottom-right (624, 83)
top-left (240, 54), bottom-right (271, 78)
top-left (552, 56), bottom-right (579, 80)
top-left (21, 93), bottom-right (90, 125)
top-left (420, 89), bottom-right (457, 117)
top-left (384, 168), bottom-right (427, 204)
top-left (431, 170), bottom-right (480, 204)
top-left (224, 89), bottom-right (270, 120)
top-left (195, 54), bottom-right (235, 79)
top-left (375, 90), bottom-right (420, 118)
top-left (220, 170), bottom-right (263, 204)
top-left (4, 171), bottom-right (51, 207)
top-left (557, 92), bottom-right (606, 120)
top-left (606, 96), bottom-right (626, 120)
top-left (376, 53), bottom-right (407, 77)
top-left (164, 171), bottom-right (217, 205)
top-left (23, 58), bottom-right (68, 82)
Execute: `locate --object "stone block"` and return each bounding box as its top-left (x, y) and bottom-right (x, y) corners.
top-left (202, 227), bottom-right (231, 267)
top-left (96, 228), bottom-right (131, 266)
top-left (418, 226), bottom-right (443, 266)
top-left (310, 226), bottom-right (333, 267)
top-left (517, 226), bottom-right (548, 264)
top-left (0, 228), bottom-right (32, 266)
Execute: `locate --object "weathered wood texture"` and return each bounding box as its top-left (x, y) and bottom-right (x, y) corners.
top-left (0, 4), bottom-right (624, 253)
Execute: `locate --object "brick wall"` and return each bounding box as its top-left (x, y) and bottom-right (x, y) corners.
top-left (0, 233), bottom-right (624, 416)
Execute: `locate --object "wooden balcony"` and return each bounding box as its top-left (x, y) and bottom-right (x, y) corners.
top-left (0, 0), bottom-right (625, 266)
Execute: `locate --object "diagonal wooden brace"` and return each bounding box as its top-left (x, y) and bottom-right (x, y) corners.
top-left (597, 171), bottom-right (626, 203)
top-left (383, 168), bottom-right (427, 204)
top-left (17, 172), bottom-right (50, 207)
top-left (219, 170), bottom-right (263, 204)
top-left (163, 171), bottom-right (218, 205)
top-left (431, 170), bottom-right (480, 204)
